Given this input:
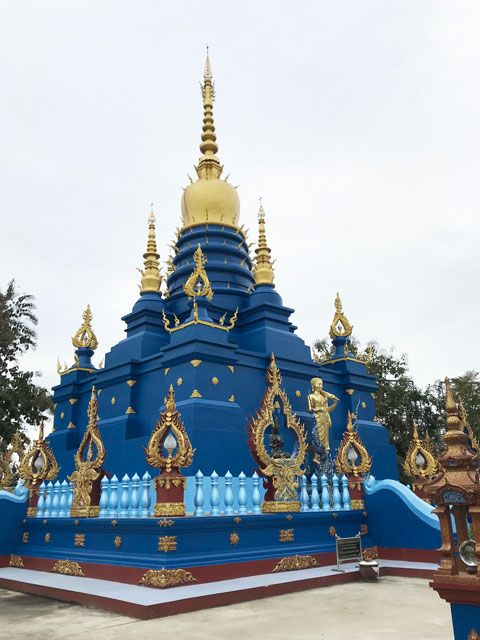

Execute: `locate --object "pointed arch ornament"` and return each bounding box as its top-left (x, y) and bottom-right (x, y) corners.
top-left (72, 305), bottom-right (98, 350)
top-left (335, 412), bottom-right (372, 478)
top-left (68, 387), bottom-right (107, 517)
top-left (247, 354), bottom-right (307, 513)
top-left (0, 431), bottom-right (25, 491)
top-left (403, 422), bottom-right (438, 480)
top-left (145, 385), bottom-right (195, 516)
top-left (329, 293), bottom-right (353, 340)
top-left (182, 244), bottom-right (213, 301)
top-left (19, 421), bottom-right (59, 517)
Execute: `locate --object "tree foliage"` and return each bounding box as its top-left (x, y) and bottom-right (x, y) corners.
top-left (0, 281), bottom-right (53, 450)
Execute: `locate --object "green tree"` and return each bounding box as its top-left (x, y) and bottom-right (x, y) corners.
top-left (0, 281), bottom-right (53, 450)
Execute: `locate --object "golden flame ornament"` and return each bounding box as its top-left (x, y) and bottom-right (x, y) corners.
top-left (335, 412), bottom-right (372, 478)
top-left (72, 305), bottom-right (98, 351)
top-left (0, 430), bottom-right (25, 491)
top-left (329, 293), bottom-right (353, 340)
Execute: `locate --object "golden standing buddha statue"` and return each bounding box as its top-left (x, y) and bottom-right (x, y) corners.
top-left (307, 378), bottom-right (339, 451)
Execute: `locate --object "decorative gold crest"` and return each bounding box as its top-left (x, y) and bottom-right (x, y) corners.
top-left (51, 559), bottom-right (84, 577)
top-left (9, 555), bottom-right (24, 568)
top-left (247, 354), bottom-right (307, 511)
top-left (329, 293), bottom-right (353, 339)
top-left (138, 568), bottom-right (197, 589)
top-left (19, 421), bottom-right (59, 486)
top-left (145, 385), bottom-right (194, 473)
top-left (279, 529), bottom-right (294, 542)
top-left (183, 244), bottom-right (213, 300)
top-left (403, 422), bottom-right (438, 479)
top-left (273, 555), bottom-right (319, 572)
top-left (0, 430), bottom-right (25, 491)
top-left (335, 412), bottom-right (372, 477)
top-left (230, 532), bottom-right (239, 546)
top-left (68, 387), bottom-right (106, 517)
top-left (72, 304), bottom-right (98, 350)
top-left (158, 536), bottom-right (177, 552)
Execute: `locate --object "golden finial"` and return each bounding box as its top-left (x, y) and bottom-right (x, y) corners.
top-left (72, 305), bottom-right (98, 350)
top-left (56, 358), bottom-right (61, 374)
top-left (38, 419), bottom-right (45, 441)
top-left (139, 206), bottom-right (162, 294)
top-left (253, 199), bottom-right (275, 286)
top-left (458, 395), bottom-right (480, 451)
top-left (346, 411), bottom-right (354, 432)
top-left (412, 421), bottom-right (419, 440)
top-left (183, 244), bottom-right (213, 300)
top-left (329, 293), bottom-right (353, 340)
top-left (198, 48), bottom-right (219, 170)
top-left (165, 384), bottom-right (176, 412)
top-left (445, 377), bottom-right (461, 432)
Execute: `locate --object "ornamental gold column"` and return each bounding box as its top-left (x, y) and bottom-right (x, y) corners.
top-left (145, 385), bottom-right (194, 517)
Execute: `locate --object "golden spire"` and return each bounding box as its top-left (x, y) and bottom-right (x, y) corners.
top-left (180, 51), bottom-right (240, 228)
top-left (329, 293), bottom-right (353, 340)
top-left (253, 199), bottom-right (275, 286)
top-left (139, 207), bottom-right (162, 294)
top-left (445, 377), bottom-right (462, 433)
top-left (72, 305), bottom-right (98, 351)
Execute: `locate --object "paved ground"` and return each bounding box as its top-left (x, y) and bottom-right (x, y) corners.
top-left (0, 576), bottom-right (452, 640)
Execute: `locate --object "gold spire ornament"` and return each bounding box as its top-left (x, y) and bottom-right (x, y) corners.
top-left (247, 354), bottom-right (307, 513)
top-left (403, 422), bottom-right (438, 481)
top-left (253, 200), bottom-right (275, 286)
top-left (183, 244), bottom-right (213, 300)
top-left (334, 411), bottom-right (372, 509)
top-left (72, 305), bottom-right (98, 351)
top-left (139, 209), bottom-right (162, 294)
top-left (0, 431), bottom-right (26, 491)
top-left (181, 51), bottom-right (240, 229)
top-left (145, 385), bottom-right (195, 516)
top-left (19, 421), bottom-right (59, 517)
top-left (329, 293), bottom-right (353, 340)
top-left (68, 387), bottom-right (107, 518)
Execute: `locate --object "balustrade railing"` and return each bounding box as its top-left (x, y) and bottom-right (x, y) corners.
top-left (35, 472), bottom-right (351, 518)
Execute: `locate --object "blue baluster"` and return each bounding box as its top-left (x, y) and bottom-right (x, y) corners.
top-left (311, 474), bottom-right (320, 512)
top-left (99, 476), bottom-right (109, 517)
top-left (224, 471), bottom-right (234, 516)
top-left (130, 473), bottom-right (140, 517)
top-left (68, 482), bottom-right (74, 509)
top-left (109, 474), bottom-right (119, 518)
top-left (341, 474), bottom-right (351, 511)
top-left (36, 482), bottom-right (46, 518)
top-left (43, 482), bottom-right (53, 518)
top-left (119, 473), bottom-right (130, 517)
top-left (210, 471), bottom-right (220, 516)
top-left (44, 481), bottom-right (53, 517)
top-left (300, 475), bottom-right (309, 512)
top-left (59, 480), bottom-right (68, 517)
top-left (141, 471), bottom-right (151, 518)
top-left (252, 472), bottom-right (261, 514)
top-left (238, 472), bottom-right (247, 514)
top-left (194, 470), bottom-right (204, 517)
top-left (321, 474), bottom-right (331, 511)
top-left (332, 474), bottom-right (342, 510)
top-left (51, 480), bottom-right (60, 517)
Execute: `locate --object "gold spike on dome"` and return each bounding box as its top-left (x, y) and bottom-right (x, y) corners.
top-left (181, 51), bottom-right (240, 229)
top-left (329, 293), bottom-right (353, 340)
top-left (253, 200), bottom-right (275, 286)
top-left (139, 208), bottom-right (162, 294)
top-left (183, 244), bottom-right (213, 300)
top-left (72, 305), bottom-right (98, 350)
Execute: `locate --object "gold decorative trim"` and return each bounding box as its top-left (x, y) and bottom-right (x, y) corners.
top-left (228, 394), bottom-right (235, 402)
top-left (70, 506), bottom-right (100, 518)
top-left (126, 380), bottom-right (137, 387)
top-left (22, 532), bottom-right (29, 543)
top-left (19, 421), bottom-right (59, 486)
top-left (67, 422), bottom-right (76, 429)
top-left (227, 365), bottom-right (234, 373)
top-left (329, 293), bottom-right (353, 339)
top-left (279, 529), bottom-right (294, 542)
top-left (9, 555), bottom-right (24, 568)
top-left (125, 407), bottom-right (136, 414)
top-left (362, 546), bottom-right (378, 560)
top-left (295, 390), bottom-right (301, 397)
top-left (211, 376), bottom-right (219, 385)
top-left (45, 533), bottom-right (51, 543)
top-left (403, 422), bottom-right (438, 479)
top-left (114, 536), bottom-right (121, 548)
top-left (60, 412), bottom-right (64, 419)
top-left (191, 360), bottom-right (202, 367)
top-left (335, 412), bottom-right (372, 477)
top-left (273, 555), bottom-right (319, 572)
top-left (350, 499), bottom-right (365, 510)
top-left (158, 518), bottom-right (174, 527)
top-left (74, 534), bottom-right (85, 547)
top-left (234, 517), bottom-right (241, 523)
top-left (177, 378), bottom-right (183, 386)
top-left (111, 397), bottom-right (116, 405)
top-left (230, 532), bottom-right (239, 546)
top-left (190, 389), bottom-right (202, 398)
top-left (183, 244), bottom-right (213, 300)
top-left (154, 502), bottom-right (186, 517)
top-left (51, 559), bottom-right (84, 577)
top-left (69, 398), bottom-right (78, 405)
top-left (329, 526), bottom-right (336, 536)
top-left (26, 508), bottom-right (37, 519)
top-left (345, 389), bottom-right (354, 395)
top-left (72, 305), bottom-right (98, 350)
top-left (262, 501), bottom-right (300, 513)
top-left (139, 568), bottom-right (197, 589)
top-left (164, 368), bottom-right (170, 376)
top-left (158, 536), bottom-right (177, 552)
top-left (360, 524), bottom-right (368, 535)
top-left (111, 520), bottom-right (117, 526)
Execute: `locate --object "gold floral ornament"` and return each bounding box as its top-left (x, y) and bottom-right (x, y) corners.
top-left (138, 209), bottom-right (162, 294)
top-left (0, 430), bottom-right (26, 491)
top-left (183, 244), bottom-right (213, 300)
top-left (145, 385), bottom-right (195, 517)
top-left (247, 354), bottom-right (307, 513)
top-left (68, 387), bottom-right (107, 518)
top-left (139, 568), bottom-right (197, 589)
top-left (72, 305), bottom-right (98, 351)
top-left (329, 293), bottom-right (353, 340)
top-left (403, 422), bottom-right (438, 480)
top-left (335, 412), bottom-right (372, 478)
top-left (19, 421), bottom-right (59, 517)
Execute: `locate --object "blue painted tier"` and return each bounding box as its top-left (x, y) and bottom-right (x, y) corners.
top-left (0, 487), bottom-right (28, 557)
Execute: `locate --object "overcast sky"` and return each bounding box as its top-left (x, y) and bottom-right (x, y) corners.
top-left (1, 1), bottom-right (479, 401)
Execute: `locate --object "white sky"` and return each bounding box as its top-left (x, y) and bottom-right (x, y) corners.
top-left (1, 1), bottom-right (479, 400)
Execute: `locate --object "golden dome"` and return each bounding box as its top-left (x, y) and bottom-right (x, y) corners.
top-left (180, 53), bottom-right (240, 229)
